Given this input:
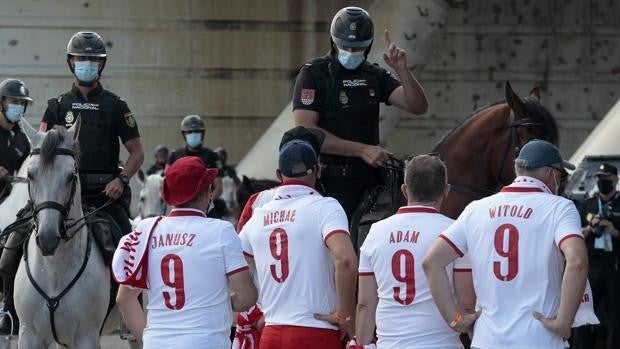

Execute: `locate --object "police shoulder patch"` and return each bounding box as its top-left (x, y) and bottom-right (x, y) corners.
top-left (124, 112), bottom-right (136, 127)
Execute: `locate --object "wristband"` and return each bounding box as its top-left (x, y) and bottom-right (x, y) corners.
top-left (335, 311), bottom-right (351, 322)
top-left (449, 312), bottom-right (462, 328)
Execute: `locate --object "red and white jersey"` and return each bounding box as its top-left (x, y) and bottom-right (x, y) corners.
top-left (239, 182), bottom-right (349, 330)
top-left (141, 209), bottom-right (248, 348)
top-left (359, 206), bottom-right (470, 349)
top-left (441, 176), bottom-right (583, 349)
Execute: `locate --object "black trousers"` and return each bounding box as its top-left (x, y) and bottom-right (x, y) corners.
top-left (572, 258), bottom-right (620, 349)
top-left (82, 185), bottom-right (132, 242)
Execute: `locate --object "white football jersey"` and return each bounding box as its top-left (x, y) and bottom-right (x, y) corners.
top-left (441, 176), bottom-right (583, 349)
top-left (359, 206), bottom-right (470, 349)
top-left (141, 209), bottom-right (248, 348)
top-left (239, 183), bottom-right (349, 330)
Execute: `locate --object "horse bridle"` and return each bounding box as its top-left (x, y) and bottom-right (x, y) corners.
top-left (450, 111), bottom-right (547, 200)
top-left (28, 147), bottom-right (80, 241)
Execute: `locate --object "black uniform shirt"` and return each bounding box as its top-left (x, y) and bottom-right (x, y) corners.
top-left (0, 124), bottom-right (30, 175)
top-left (41, 84), bottom-right (140, 174)
top-left (168, 146), bottom-right (223, 176)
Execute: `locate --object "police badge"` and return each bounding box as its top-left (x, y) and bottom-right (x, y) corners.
top-left (124, 112), bottom-right (136, 127)
top-left (339, 91), bottom-right (349, 105)
top-left (65, 111), bottom-right (75, 126)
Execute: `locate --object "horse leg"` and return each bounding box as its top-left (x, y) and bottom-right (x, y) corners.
top-left (73, 331), bottom-right (100, 349)
top-left (17, 326), bottom-right (46, 349)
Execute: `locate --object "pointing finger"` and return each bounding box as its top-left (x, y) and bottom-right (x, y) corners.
top-left (384, 29), bottom-right (392, 46)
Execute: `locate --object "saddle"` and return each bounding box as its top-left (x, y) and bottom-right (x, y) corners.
top-left (84, 208), bottom-right (120, 266)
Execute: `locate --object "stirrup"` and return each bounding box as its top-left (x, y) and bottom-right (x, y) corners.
top-left (0, 309), bottom-right (14, 338)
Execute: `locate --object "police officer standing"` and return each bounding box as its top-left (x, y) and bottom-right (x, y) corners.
top-left (168, 114), bottom-right (223, 203)
top-left (293, 7), bottom-right (428, 224)
top-left (0, 79), bottom-right (33, 334)
top-left (39, 31), bottom-right (144, 242)
top-left (573, 163), bottom-right (620, 349)
top-left (0, 79), bottom-right (32, 201)
top-left (146, 144), bottom-right (169, 175)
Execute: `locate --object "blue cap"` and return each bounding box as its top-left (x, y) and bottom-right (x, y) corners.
top-left (278, 140), bottom-right (318, 178)
top-left (515, 140), bottom-right (575, 171)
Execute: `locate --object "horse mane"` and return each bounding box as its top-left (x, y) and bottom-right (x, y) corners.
top-left (433, 101), bottom-right (505, 151)
top-left (39, 126), bottom-right (79, 169)
top-left (521, 96), bottom-right (559, 145)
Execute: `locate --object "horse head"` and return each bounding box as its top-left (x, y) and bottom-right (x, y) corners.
top-left (505, 81), bottom-right (559, 149)
top-left (138, 172), bottom-right (166, 218)
top-left (21, 119), bottom-right (80, 256)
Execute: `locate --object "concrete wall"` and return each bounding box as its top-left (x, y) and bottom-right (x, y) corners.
top-left (0, 0), bottom-right (618, 165)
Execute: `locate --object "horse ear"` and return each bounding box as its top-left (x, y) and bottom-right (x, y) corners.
top-left (67, 116), bottom-right (81, 141)
top-left (529, 86), bottom-right (541, 101)
top-left (242, 175), bottom-right (251, 186)
top-left (137, 168), bottom-right (146, 184)
top-left (19, 119), bottom-right (43, 146)
top-left (505, 81), bottom-right (527, 118)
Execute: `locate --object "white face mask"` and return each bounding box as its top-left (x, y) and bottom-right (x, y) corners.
top-left (337, 48), bottom-right (365, 70)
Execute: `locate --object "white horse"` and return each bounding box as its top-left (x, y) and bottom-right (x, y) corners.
top-left (132, 169), bottom-right (167, 228)
top-left (0, 157), bottom-right (31, 233)
top-left (14, 120), bottom-right (109, 348)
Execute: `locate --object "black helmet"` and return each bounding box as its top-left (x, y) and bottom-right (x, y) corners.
top-left (154, 144), bottom-right (169, 157)
top-left (66, 31), bottom-right (107, 74)
top-left (0, 79), bottom-right (34, 104)
top-left (330, 7), bottom-right (374, 48)
top-left (180, 115), bottom-right (205, 132)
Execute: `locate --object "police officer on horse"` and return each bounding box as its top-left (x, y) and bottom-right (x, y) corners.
top-left (293, 6), bottom-right (428, 242)
top-left (0, 31), bottom-right (144, 333)
top-left (0, 79), bottom-right (33, 333)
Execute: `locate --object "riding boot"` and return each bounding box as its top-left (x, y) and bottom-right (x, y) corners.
top-left (0, 229), bottom-right (28, 278)
top-left (0, 276), bottom-right (18, 335)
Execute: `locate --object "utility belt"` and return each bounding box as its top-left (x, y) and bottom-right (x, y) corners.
top-left (321, 163), bottom-right (378, 179)
top-left (80, 173), bottom-right (115, 193)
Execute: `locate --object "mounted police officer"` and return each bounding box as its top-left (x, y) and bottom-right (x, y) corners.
top-left (38, 30), bottom-right (144, 241)
top-left (168, 114), bottom-right (224, 217)
top-left (0, 79), bottom-right (32, 202)
top-left (0, 79), bottom-right (33, 333)
top-left (293, 7), bottom-right (428, 234)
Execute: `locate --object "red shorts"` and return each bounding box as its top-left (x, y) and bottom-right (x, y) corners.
top-left (260, 325), bottom-right (342, 349)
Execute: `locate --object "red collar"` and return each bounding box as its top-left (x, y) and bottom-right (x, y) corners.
top-left (281, 180), bottom-right (315, 189)
top-left (500, 187), bottom-right (544, 193)
top-left (168, 208), bottom-right (206, 217)
top-left (396, 206), bottom-right (439, 214)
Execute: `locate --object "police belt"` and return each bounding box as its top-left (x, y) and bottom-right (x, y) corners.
top-left (321, 163), bottom-right (377, 178)
top-left (80, 174), bottom-right (115, 190)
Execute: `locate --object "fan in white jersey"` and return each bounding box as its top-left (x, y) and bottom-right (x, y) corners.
top-left (239, 139), bottom-right (357, 349)
top-left (114, 156), bottom-right (257, 349)
top-left (423, 140), bottom-right (588, 349)
top-left (353, 155), bottom-right (475, 349)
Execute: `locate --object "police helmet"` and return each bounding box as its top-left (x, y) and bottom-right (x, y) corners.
top-left (180, 115), bottom-right (205, 132)
top-left (66, 31), bottom-right (107, 73)
top-left (154, 144), bottom-right (169, 157)
top-left (0, 79), bottom-right (34, 105)
top-left (330, 7), bottom-right (374, 48)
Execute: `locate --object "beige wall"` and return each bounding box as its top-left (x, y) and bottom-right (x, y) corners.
top-left (0, 0), bottom-right (618, 166)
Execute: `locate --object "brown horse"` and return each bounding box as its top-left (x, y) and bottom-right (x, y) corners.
top-left (435, 82), bottom-right (559, 218)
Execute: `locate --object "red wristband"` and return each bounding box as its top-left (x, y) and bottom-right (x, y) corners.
top-left (335, 311), bottom-right (351, 322)
top-left (449, 312), bottom-right (462, 328)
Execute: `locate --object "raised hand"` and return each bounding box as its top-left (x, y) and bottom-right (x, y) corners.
top-left (382, 29), bottom-right (408, 73)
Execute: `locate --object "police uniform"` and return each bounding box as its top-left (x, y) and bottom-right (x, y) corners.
top-left (0, 123), bottom-right (29, 199)
top-left (41, 83), bottom-right (140, 240)
top-left (168, 146), bottom-right (222, 172)
top-left (293, 54), bottom-right (401, 219)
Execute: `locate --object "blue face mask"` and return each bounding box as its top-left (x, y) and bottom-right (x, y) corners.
top-left (74, 60), bottom-right (99, 83)
top-left (337, 48), bottom-right (365, 70)
top-left (4, 104), bottom-right (25, 123)
top-left (185, 133), bottom-right (202, 148)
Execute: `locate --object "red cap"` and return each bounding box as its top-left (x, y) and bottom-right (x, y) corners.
top-left (162, 157), bottom-right (218, 206)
